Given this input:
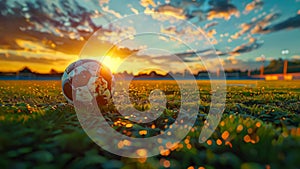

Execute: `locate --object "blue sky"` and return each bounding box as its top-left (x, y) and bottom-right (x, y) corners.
top-left (0, 0), bottom-right (299, 73)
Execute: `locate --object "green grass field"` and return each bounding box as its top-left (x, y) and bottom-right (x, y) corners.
top-left (0, 80), bottom-right (299, 169)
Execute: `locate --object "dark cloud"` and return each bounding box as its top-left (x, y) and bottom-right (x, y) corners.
top-left (190, 38), bottom-right (265, 58)
top-left (188, 9), bottom-right (206, 21)
top-left (143, 48), bottom-right (224, 64)
top-left (136, 37), bottom-right (264, 64)
top-left (207, 0), bottom-right (239, 20)
top-left (255, 14), bottom-right (300, 34)
top-left (230, 38), bottom-right (263, 55)
top-left (133, 48), bottom-right (217, 65)
top-left (156, 0), bottom-right (239, 21)
top-left (0, 0), bottom-right (105, 54)
top-left (250, 13), bottom-right (281, 34)
top-left (204, 21), bottom-right (219, 29)
top-left (174, 49), bottom-right (215, 59)
top-left (142, 48), bottom-right (213, 60)
top-left (231, 12), bottom-right (280, 39)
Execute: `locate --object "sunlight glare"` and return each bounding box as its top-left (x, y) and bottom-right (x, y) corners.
top-left (101, 56), bottom-right (123, 73)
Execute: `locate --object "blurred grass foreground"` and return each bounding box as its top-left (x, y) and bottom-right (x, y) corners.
top-left (0, 80), bottom-right (299, 169)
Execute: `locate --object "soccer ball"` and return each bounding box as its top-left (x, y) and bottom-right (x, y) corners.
top-left (62, 59), bottom-right (114, 106)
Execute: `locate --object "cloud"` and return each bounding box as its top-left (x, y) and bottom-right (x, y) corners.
top-left (135, 48), bottom-right (216, 63)
top-left (0, 40), bottom-right (76, 64)
top-left (130, 7), bottom-right (139, 14)
top-left (156, 0), bottom-right (240, 21)
top-left (244, 0), bottom-right (264, 13)
top-left (99, 0), bottom-right (110, 6)
top-left (230, 38), bottom-right (263, 55)
top-left (204, 21), bottom-right (219, 29)
top-left (137, 36), bottom-right (264, 63)
top-left (255, 57), bottom-right (266, 62)
top-left (231, 12), bottom-right (280, 39)
top-left (101, 5), bottom-right (123, 19)
top-left (230, 23), bottom-right (252, 39)
top-left (160, 26), bottom-right (202, 36)
top-left (206, 29), bottom-right (217, 38)
top-left (207, 0), bottom-right (240, 20)
top-left (292, 55), bottom-right (300, 60)
top-left (156, 4), bottom-right (187, 19)
top-left (0, 53), bottom-right (71, 65)
top-left (105, 46), bottom-right (140, 59)
top-left (140, 0), bottom-right (157, 8)
top-left (0, 0), bottom-right (127, 54)
top-left (187, 9), bottom-right (206, 21)
top-left (125, 48), bottom-right (225, 74)
top-left (250, 13), bottom-right (281, 34)
top-left (0, 0), bottom-right (143, 64)
top-left (255, 14), bottom-right (300, 34)
top-left (154, 0), bottom-right (206, 21)
top-left (0, 0), bottom-right (106, 55)
top-left (159, 24), bottom-right (206, 44)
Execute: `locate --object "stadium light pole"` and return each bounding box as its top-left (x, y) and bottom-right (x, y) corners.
top-left (260, 55), bottom-right (265, 78)
top-left (281, 49), bottom-right (289, 76)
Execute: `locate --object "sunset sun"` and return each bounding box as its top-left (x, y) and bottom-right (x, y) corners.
top-left (101, 56), bottom-right (123, 73)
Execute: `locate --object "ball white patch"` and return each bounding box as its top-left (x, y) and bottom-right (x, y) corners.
top-left (75, 86), bottom-right (93, 103)
top-left (83, 62), bottom-right (100, 75)
top-left (87, 77), bottom-right (99, 96)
